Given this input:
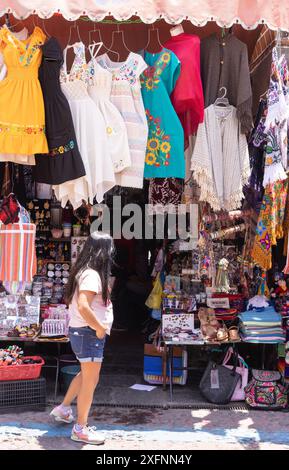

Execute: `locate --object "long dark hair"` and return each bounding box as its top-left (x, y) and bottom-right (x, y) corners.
top-left (65, 231), bottom-right (114, 306)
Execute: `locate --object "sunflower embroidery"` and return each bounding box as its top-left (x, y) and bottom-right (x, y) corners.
top-left (144, 110), bottom-right (172, 167)
top-left (145, 78), bottom-right (154, 90)
top-left (146, 152), bottom-right (157, 165)
top-left (161, 52), bottom-right (171, 64)
top-left (147, 138), bottom-right (160, 152)
top-left (160, 142), bottom-right (171, 153)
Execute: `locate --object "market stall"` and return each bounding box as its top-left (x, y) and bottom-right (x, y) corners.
top-left (0, 0), bottom-right (289, 410)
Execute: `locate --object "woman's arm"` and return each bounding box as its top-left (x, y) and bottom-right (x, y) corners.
top-left (77, 290), bottom-right (107, 339)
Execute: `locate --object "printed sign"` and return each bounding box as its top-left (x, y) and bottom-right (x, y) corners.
top-left (207, 297), bottom-right (230, 309)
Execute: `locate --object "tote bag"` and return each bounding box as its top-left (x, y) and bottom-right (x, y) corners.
top-left (222, 347), bottom-right (248, 401)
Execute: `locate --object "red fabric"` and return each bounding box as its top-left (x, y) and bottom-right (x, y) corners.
top-left (165, 33), bottom-right (204, 148)
top-left (0, 194), bottom-right (19, 225)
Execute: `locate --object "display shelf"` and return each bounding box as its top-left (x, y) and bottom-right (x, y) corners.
top-left (41, 259), bottom-right (71, 263)
top-left (49, 238), bottom-right (72, 242)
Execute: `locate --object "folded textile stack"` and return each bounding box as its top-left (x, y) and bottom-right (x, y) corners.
top-left (238, 306), bottom-right (285, 343)
top-left (215, 308), bottom-right (238, 322)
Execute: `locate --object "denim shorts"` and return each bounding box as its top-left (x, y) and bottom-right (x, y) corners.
top-left (69, 326), bottom-right (106, 363)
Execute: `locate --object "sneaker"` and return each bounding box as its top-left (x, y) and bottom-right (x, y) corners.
top-left (71, 425), bottom-right (105, 445)
top-left (50, 405), bottom-right (74, 424)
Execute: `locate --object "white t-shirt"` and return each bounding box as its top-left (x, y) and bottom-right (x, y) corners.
top-left (69, 268), bottom-right (114, 334)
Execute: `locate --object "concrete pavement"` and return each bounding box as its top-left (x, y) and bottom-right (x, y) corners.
top-left (0, 406), bottom-right (288, 450)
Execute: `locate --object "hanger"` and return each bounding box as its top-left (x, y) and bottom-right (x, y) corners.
top-left (109, 24), bottom-right (131, 59)
top-left (88, 24), bottom-right (102, 46)
top-left (42, 18), bottom-right (51, 38)
top-left (144, 24), bottom-right (163, 53)
top-left (89, 42), bottom-right (103, 60)
top-left (32, 14), bottom-right (38, 29)
top-left (66, 21), bottom-right (82, 47)
top-left (214, 87), bottom-right (230, 107)
top-left (88, 25), bottom-right (119, 60)
top-left (4, 13), bottom-right (26, 33)
top-left (170, 24), bottom-right (184, 37)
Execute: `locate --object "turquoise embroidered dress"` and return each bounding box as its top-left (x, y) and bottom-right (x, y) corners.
top-left (141, 49), bottom-right (185, 178)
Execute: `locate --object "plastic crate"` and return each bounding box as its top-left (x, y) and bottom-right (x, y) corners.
top-left (0, 356), bottom-right (44, 381)
top-left (0, 377), bottom-right (46, 410)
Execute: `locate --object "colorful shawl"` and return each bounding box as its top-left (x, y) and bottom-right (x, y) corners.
top-left (251, 178), bottom-right (288, 271)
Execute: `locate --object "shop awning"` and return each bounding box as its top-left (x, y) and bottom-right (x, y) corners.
top-left (1, 1), bottom-right (289, 30)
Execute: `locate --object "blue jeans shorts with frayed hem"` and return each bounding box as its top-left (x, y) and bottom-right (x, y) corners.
top-left (69, 326), bottom-right (106, 363)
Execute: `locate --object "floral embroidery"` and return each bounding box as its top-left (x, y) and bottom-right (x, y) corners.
top-left (145, 109), bottom-right (171, 167)
top-left (49, 140), bottom-right (75, 157)
top-left (19, 41), bottom-right (42, 67)
top-left (4, 28), bottom-right (44, 67)
top-left (140, 67), bottom-right (159, 91)
top-left (61, 43), bottom-right (89, 83)
top-left (145, 153), bottom-right (157, 166)
top-left (0, 121), bottom-right (45, 136)
top-left (140, 50), bottom-right (171, 92)
top-left (100, 57), bottom-right (139, 85)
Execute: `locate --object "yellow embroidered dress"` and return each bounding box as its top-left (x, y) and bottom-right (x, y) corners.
top-left (0, 26), bottom-right (48, 155)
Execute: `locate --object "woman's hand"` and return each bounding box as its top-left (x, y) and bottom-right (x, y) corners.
top-left (96, 323), bottom-right (108, 339)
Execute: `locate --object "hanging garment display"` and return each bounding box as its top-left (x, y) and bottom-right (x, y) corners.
top-left (191, 104), bottom-right (250, 211)
top-left (164, 33), bottom-right (204, 147)
top-left (201, 32), bottom-right (253, 134)
top-left (34, 37), bottom-right (86, 192)
top-left (87, 54), bottom-right (131, 174)
top-left (141, 49), bottom-right (185, 179)
top-left (251, 178), bottom-right (288, 271)
top-left (244, 99), bottom-right (267, 213)
top-left (97, 52), bottom-right (148, 189)
top-left (259, 48), bottom-right (289, 185)
top-left (0, 26), bottom-right (48, 156)
top-left (54, 42), bottom-right (115, 207)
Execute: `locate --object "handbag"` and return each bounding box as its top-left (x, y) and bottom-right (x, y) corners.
top-left (244, 369), bottom-right (288, 409)
top-left (199, 360), bottom-right (241, 404)
top-left (145, 273), bottom-right (163, 310)
top-left (222, 347), bottom-right (248, 401)
top-left (143, 327), bottom-right (187, 385)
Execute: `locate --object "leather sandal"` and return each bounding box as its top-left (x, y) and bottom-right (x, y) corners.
top-left (228, 326), bottom-right (240, 342)
top-left (216, 322), bottom-right (229, 342)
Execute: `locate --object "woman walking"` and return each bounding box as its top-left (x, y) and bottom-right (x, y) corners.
top-left (50, 231), bottom-right (114, 445)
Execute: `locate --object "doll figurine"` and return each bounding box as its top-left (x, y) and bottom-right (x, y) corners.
top-left (274, 279), bottom-right (288, 297)
top-left (215, 258), bottom-right (230, 293)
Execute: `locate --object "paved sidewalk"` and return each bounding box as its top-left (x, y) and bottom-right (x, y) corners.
top-left (0, 406), bottom-right (288, 450)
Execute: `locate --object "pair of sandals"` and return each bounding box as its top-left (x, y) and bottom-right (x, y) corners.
top-left (216, 325), bottom-right (240, 343)
top-left (198, 307), bottom-right (240, 343)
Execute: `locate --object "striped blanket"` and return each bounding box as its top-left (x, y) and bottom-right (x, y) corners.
top-left (0, 223), bottom-right (37, 282)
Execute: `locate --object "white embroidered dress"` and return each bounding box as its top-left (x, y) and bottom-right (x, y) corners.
top-left (96, 52), bottom-right (148, 189)
top-left (191, 104), bottom-right (250, 211)
top-left (55, 42), bottom-right (115, 207)
top-left (87, 56), bottom-right (131, 174)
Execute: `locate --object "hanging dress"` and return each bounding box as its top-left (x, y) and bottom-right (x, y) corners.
top-left (141, 49), bottom-right (185, 179)
top-left (96, 52), bottom-right (148, 189)
top-left (0, 26), bottom-right (48, 156)
top-left (54, 42), bottom-right (115, 207)
top-left (34, 37), bottom-right (86, 193)
top-left (87, 53), bottom-right (131, 174)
